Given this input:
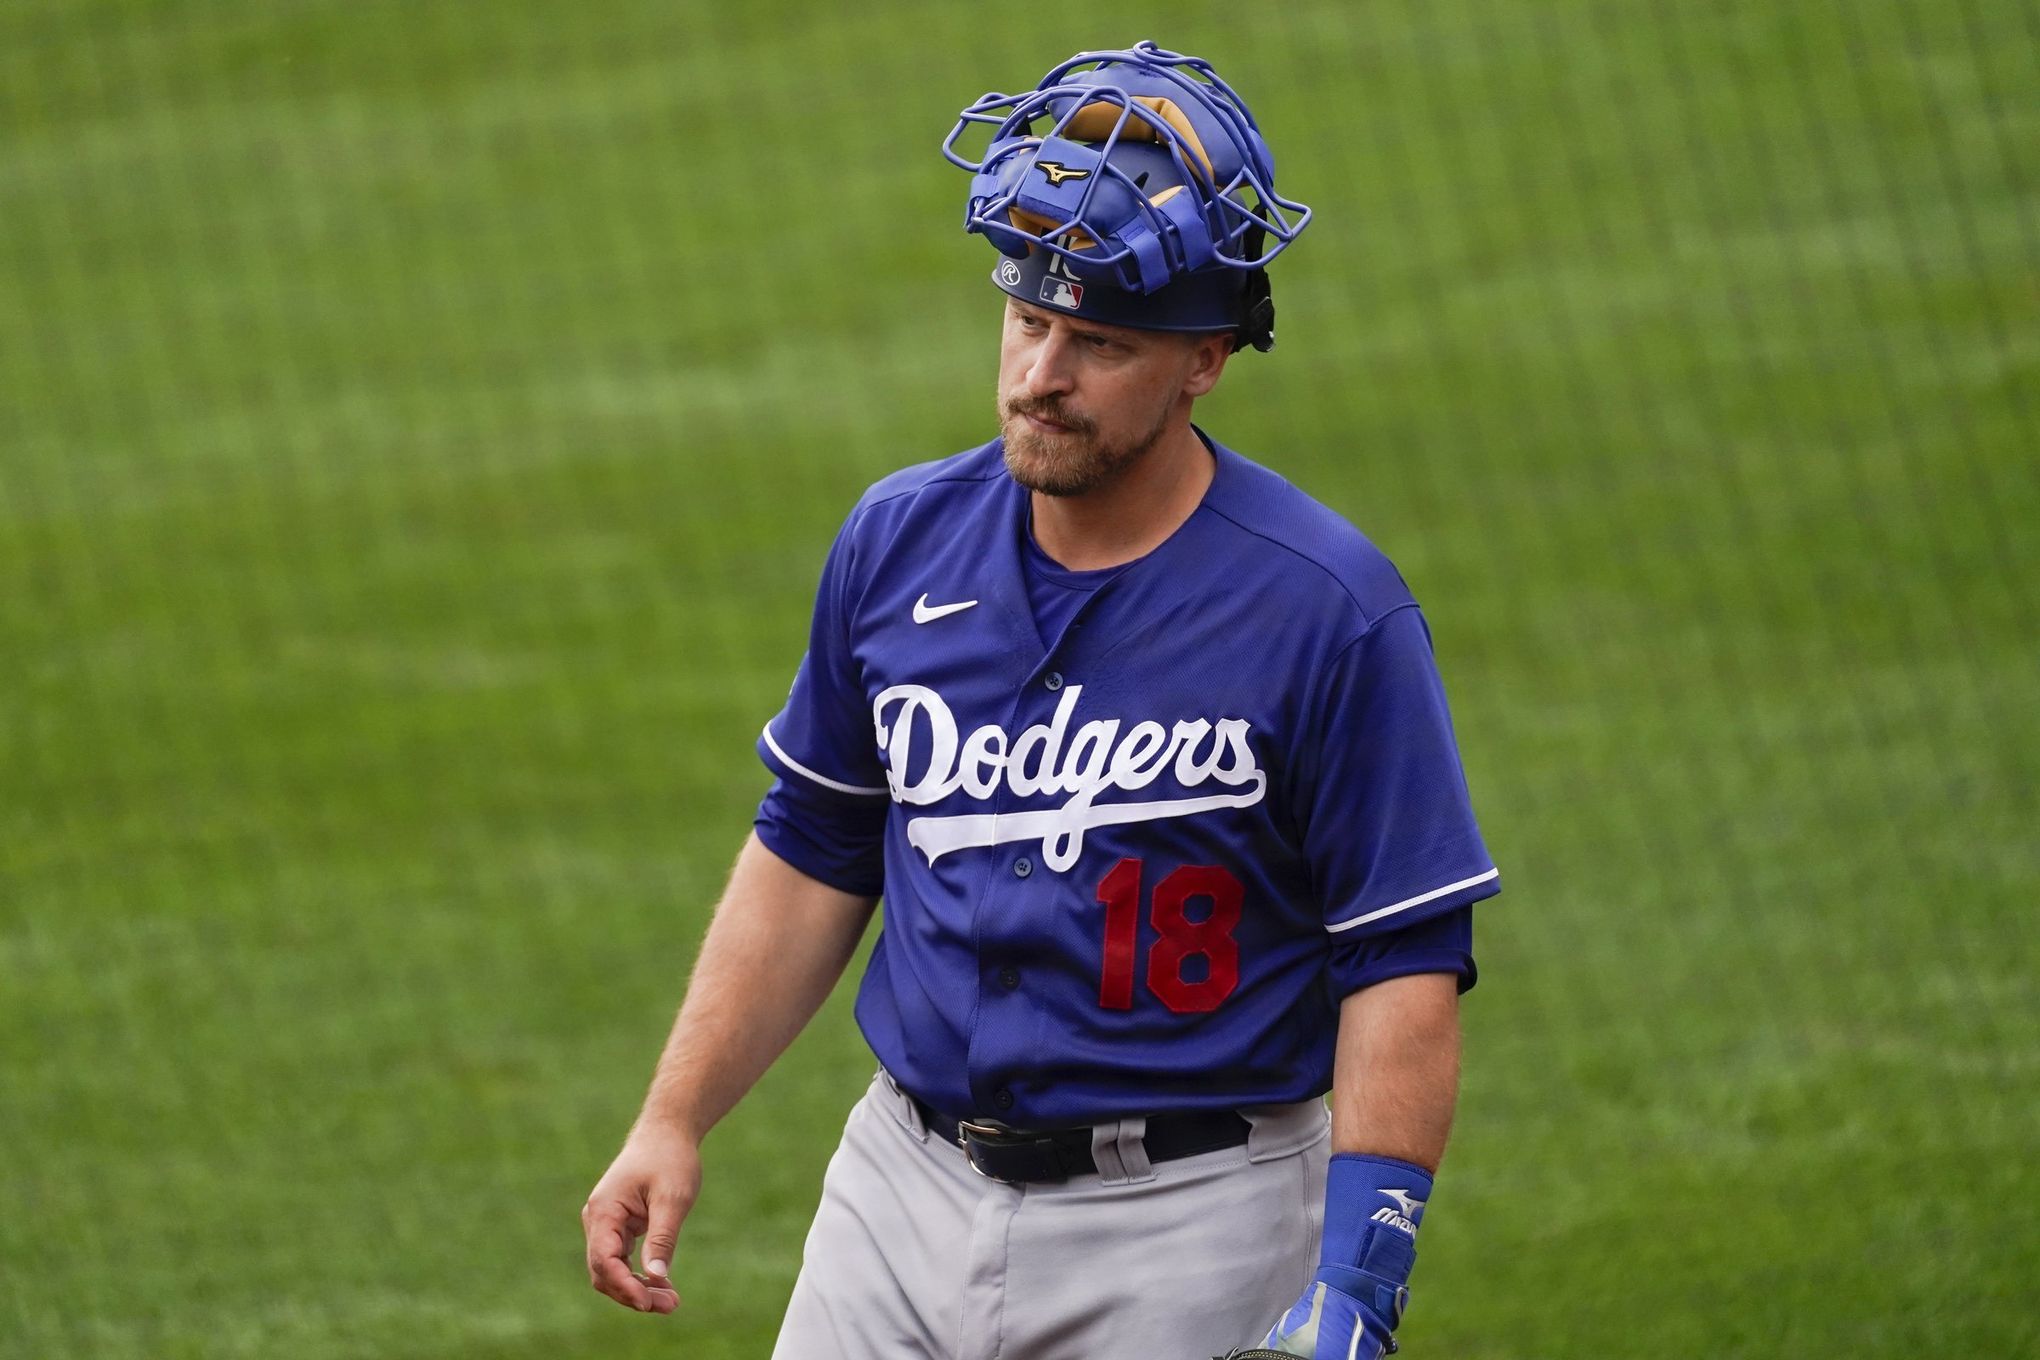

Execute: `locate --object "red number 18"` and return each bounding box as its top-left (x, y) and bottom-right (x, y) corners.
top-left (1095, 858), bottom-right (1243, 1013)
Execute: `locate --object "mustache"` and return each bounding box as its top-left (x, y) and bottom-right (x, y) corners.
top-left (1005, 397), bottom-right (1095, 435)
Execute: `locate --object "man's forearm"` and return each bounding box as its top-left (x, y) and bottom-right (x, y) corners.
top-left (635, 831), bottom-right (878, 1142)
top-left (1328, 972), bottom-right (1462, 1171)
top-left (1260, 973), bottom-right (1460, 1356)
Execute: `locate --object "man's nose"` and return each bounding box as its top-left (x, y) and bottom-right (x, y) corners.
top-left (1025, 333), bottom-right (1077, 397)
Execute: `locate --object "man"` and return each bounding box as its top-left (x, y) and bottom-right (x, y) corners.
top-left (582, 42), bottom-right (1499, 1360)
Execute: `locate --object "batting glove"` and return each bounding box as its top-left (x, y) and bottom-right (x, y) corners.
top-left (1259, 1153), bottom-right (1430, 1359)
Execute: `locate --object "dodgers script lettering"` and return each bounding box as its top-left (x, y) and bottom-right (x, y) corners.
top-left (871, 683), bottom-right (1268, 872)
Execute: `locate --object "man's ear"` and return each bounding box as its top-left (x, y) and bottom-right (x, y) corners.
top-left (1182, 331), bottom-right (1235, 399)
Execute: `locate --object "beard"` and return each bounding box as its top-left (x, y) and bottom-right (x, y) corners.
top-left (998, 393), bottom-right (1173, 498)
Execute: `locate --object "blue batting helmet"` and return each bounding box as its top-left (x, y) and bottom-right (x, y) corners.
top-left (942, 41), bottom-right (1311, 350)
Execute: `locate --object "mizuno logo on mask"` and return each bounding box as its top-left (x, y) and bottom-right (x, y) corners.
top-left (871, 683), bottom-right (1267, 872)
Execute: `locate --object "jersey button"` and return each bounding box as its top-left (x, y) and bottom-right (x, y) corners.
top-left (993, 1088), bottom-right (1015, 1112)
top-left (1013, 857), bottom-right (1033, 878)
top-left (1044, 671), bottom-right (1064, 691)
top-left (998, 967), bottom-right (1020, 990)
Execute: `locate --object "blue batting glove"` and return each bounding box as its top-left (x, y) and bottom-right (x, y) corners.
top-left (1261, 1271), bottom-right (1397, 1358)
top-left (1261, 1154), bottom-right (1431, 1358)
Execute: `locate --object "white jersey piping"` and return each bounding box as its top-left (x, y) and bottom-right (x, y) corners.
top-left (761, 724), bottom-right (890, 798)
top-left (1324, 867), bottom-right (1499, 933)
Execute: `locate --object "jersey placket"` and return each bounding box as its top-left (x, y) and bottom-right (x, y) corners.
top-left (960, 574), bottom-right (1110, 1120)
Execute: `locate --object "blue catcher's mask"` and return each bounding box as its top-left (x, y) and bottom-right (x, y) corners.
top-left (942, 40), bottom-right (1311, 351)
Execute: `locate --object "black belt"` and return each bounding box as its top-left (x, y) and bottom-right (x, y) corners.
top-left (911, 1094), bottom-right (1252, 1184)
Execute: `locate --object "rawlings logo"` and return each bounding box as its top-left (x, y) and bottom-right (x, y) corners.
top-left (872, 684), bottom-right (1266, 872)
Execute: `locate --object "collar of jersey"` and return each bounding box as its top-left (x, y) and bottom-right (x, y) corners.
top-left (993, 424), bottom-right (1243, 657)
top-left (1021, 515), bottom-right (1132, 590)
top-left (1007, 422), bottom-right (1237, 575)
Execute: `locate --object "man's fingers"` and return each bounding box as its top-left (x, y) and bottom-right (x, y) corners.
top-left (582, 1135), bottom-right (700, 1318)
top-left (594, 1253), bottom-right (654, 1310)
top-left (632, 1270), bottom-right (681, 1315)
top-left (640, 1188), bottom-right (693, 1293)
top-left (585, 1204), bottom-right (663, 1313)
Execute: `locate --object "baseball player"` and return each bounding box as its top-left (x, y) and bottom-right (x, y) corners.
top-left (582, 42), bottom-right (1499, 1360)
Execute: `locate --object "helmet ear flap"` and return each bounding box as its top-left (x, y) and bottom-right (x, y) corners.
top-left (1235, 226), bottom-right (1275, 352)
top-left (1236, 269), bottom-right (1275, 352)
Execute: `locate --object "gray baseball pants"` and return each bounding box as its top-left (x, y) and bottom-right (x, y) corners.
top-left (769, 1069), bottom-right (1330, 1360)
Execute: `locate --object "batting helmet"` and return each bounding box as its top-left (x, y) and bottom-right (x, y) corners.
top-left (942, 40), bottom-right (1311, 350)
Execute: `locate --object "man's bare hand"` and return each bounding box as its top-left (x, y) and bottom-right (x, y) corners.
top-left (582, 1121), bottom-right (702, 1315)
top-left (578, 838), bottom-right (874, 1315)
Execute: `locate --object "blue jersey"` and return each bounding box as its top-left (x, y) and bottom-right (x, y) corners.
top-left (754, 431), bottom-right (1499, 1125)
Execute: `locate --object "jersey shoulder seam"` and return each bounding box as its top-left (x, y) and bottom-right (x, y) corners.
top-left (849, 447), bottom-right (1006, 523)
top-left (1320, 600), bottom-right (1424, 668)
top-left (835, 448), bottom-right (1005, 620)
top-left (857, 466), bottom-right (1003, 514)
top-left (1200, 500), bottom-right (1410, 636)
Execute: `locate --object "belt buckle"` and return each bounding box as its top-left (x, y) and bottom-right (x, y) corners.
top-left (955, 1119), bottom-right (1019, 1183)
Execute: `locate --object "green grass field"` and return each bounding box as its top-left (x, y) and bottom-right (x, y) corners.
top-left (3, 2), bottom-right (2036, 1356)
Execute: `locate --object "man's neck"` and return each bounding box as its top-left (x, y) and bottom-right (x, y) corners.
top-left (1029, 420), bottom-right (1217, 572)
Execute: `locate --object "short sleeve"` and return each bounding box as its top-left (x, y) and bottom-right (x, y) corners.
top-left (1326, 904), bottom-right (1478, 998)
top-left (756, 518), bottom-right (890, 799)
top-left (754, 775), bottom-right (887, 898)
top-left (1298, 605), bottom-right (1500, 938)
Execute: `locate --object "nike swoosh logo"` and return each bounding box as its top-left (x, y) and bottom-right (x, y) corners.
top-left (913, 594), bottom-right (979, 624)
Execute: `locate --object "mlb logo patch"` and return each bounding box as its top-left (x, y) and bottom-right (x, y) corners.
top-left (1040, 278), bottom-right (1084, 310)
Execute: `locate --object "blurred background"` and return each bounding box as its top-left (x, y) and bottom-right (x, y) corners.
top-left (2, 2), bottom-right (2034, 1356)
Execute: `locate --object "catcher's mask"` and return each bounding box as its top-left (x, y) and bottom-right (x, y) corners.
top-left (942, 40), bottom-right (1311, 351)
